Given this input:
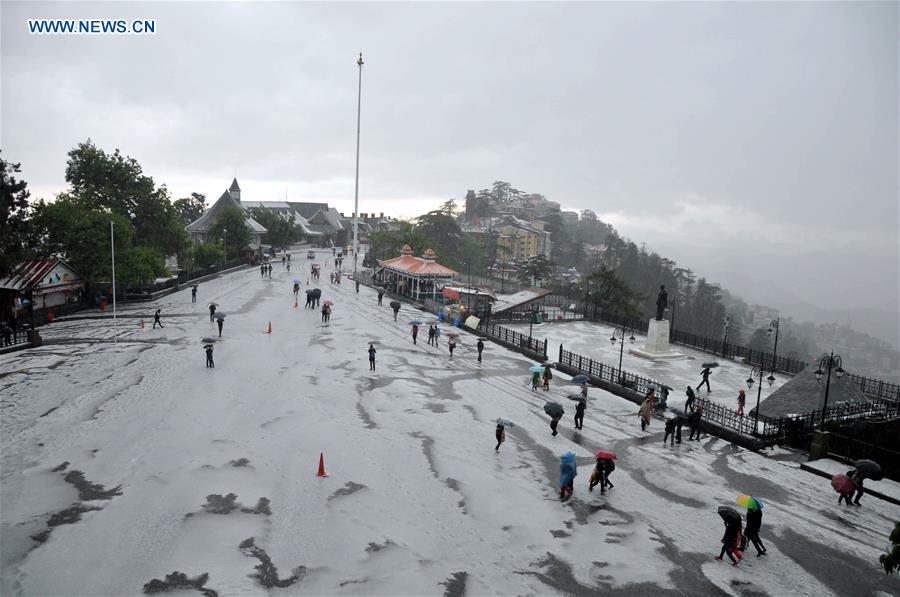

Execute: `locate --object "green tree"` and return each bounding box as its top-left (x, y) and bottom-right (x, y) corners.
top-left (208, 206), bottom-right (251, 260)
top-left (0, 155), bottom-right (32, 277)
top-left (174, 193), bottom-right (207, 225)
top-left (118, 246), bottom-right (167, 286)
top-left (881, 521), bottom-right (900, 574)
top-left (249, 208), bottom-right (302, 249)
top-left (518, 255), bottom-right (555, 287)
top-left (191, 240), bottom-right (225, 269)
top-left (583, 264), bottom-right (640, 321)
top-left (747, 328), bottom-right (770, 353)
top-left (30, 196), bottom-right (135, 282)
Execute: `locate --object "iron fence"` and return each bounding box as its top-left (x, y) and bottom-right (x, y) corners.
top-left (558, 346), bottom-right (662, 396)
top-left (475, 322), bottom-right (547, 360)
top-left (825, 433), bottom-right (900, 479)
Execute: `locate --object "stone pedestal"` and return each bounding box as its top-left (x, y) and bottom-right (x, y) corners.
top-left (630, 319), bottom-right (685, 361)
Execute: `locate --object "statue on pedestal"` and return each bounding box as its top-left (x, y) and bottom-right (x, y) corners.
top-left (655, 285), bottom-right (668, 321)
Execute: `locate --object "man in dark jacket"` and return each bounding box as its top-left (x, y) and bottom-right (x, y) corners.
top-left (689, 404), bottom-right (704, 440)
top-left (684, 386), bottom-right (697, 412)
top-left (209, 303), bottom-right (217, 322)
top-left (744, 508), bottom-right (767, 555)
top-left (377, 289), bottom-right (384, 305)
top-left (153, 309), bottom-right (164, 329)
top-left (476, 339), bottom-right (485, 362)
top-left (697, 367), bottom-right (712, 393)
top-left (574, 397), bottom-right (586, 430)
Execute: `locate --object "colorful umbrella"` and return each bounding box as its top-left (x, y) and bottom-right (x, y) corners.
top-left (831, 474), bottom-right (855, 494)
top-left (735, 495), bottom-right (764, 510)
top-left (445, 330), bottom-right (460, 337)
top-left (594, 449), bottom-right (617, 460)
top-left (529, 365), bottom-right (545, 373)
top-left (292, 279), bottom-right (302, 285)
top-left (717, 505), bottom-right (741, 524)
top-left (496, 418), bottom-right (514, 427)
top-left (572, 374), bottom-right (590, 384)
top-left (324, 300), bottom-right (334, 306)
top-left (543, 402), bottom-right (564, 417)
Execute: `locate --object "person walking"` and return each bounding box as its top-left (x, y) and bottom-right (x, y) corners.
top-left (589, 456), bottom-right (613, 492)
top-left (428, 325), bottom-right (436, 346)
top-left (286, 262), bottom-right (291, 272)
top-left (715, 520), bottom-right (743, 566)
top-left (550, 414), bottom-right (561, 436)
top-left (542, 366), bottom-right (553, 391)
top-left (392, 302), bottom-right (400, 322)
top-left (282, 255), bottom-right (286, 266)
top-left (601, 458), bottom-right (615, 490)
top-left (559, 452), bottom-right (577, 500)
top-left (684, 386), bottom-right (697, 413)
top-left (697, 367), bottom-right (712, 393)
top-left (321, 303), bottom-right (328, 322)
top-left (448, 337), bottom-right (457, 359)
top-left (689, 403), bottom-right (704, 440)
top-left (838, 472), bottom-right (856, 506)
top-left (638, 393), bottom-right (653, 431)
top-left (260, 263), bottom-right (266, 277)
top-left (293, 282), bottom-right (300, 300)
top-left (217, 317), bottom-right (224, 337)
top-left (368, 343), bottom-right (376, 371)
top-left (2, 322), bottom-right (13, 347)
top-left (411, 324), bottom-right (419, 345)
top-left (191, 286), bottom-right (198, 303)
top-left (495, 423), bottom-right (506, 451)
top-left (744, 507), bottom-right (767, 556)
top-left (476, 339), bottom-right (484, 363)
top-left (664, 417), bottom-right (678, 445)
top-left (531, 371), bottom-right (541, 392)
top-left (153, 309), bottom-right (164, 329)
top-left (850, 469), bottom-right (866, 506)
top-left (377, 289), bottom-right (384, 305)
top-left (209, 303), bottom-right (217, 322)
top-left (574, 396), bottom-right (586, 430)
top-left (737, 389), bottom-right (746, 416)
top-left (355, 279), bottom-right (360, 294)
top-left (204, 344), bottom-right (214, 368)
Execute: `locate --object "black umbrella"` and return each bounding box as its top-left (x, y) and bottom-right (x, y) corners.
top-left (717, 505), bottom-right (741, 524)
top-left (312, 288), bottom-right (322, 297)
top-left (702, 362), bottom-right (720, 369)
top-left (855, 459), bottom-right (883, 480)
top-left (390, 300), bottom-right (401, 309)
top-left (305, 289), bottom-right (315, 294)
top-left (543, 402), bottom-right (564, 417)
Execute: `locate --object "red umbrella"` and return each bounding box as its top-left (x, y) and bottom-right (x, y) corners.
top-left (594, 449), bottom-right (617, 460)
top-left (831, 474), bottom-right (855, 494)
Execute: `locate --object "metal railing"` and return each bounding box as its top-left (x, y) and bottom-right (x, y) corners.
top-left (475, 321), bottom-right (547, 360)
top-left (826, 433), bottom-right (900, 479)
top-left (558, 346), bottom-right (662, 396)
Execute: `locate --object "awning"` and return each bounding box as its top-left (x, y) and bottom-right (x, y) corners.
top-left (34, 282), bottom-right (85, 296)
top-left (442, 287), bottom-right (460, 301)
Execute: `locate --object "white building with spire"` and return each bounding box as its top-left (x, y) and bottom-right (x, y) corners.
top-left (185, 178), bottom-right (267, 244)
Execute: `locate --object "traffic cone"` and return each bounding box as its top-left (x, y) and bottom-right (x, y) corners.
top-left (267, 321), bottom-right (272, 334)
top-left (315, 452), bottom-right (328, 477)
top-left (140, 319), bottom-right (144, 330)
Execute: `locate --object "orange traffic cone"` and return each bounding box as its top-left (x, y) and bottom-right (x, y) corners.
top-left (315, 452), bottom-right (328, 477)
top-left (267, 321), bottom-right (272, 334)
top-left (140, 319), bottom-right (144, 330)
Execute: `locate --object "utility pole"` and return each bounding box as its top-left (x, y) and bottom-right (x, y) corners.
top-left (352, 52), bottom-right (364, 282)
top-left (110, 221), bottom-right (117, 343)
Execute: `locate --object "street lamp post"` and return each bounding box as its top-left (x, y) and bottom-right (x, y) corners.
top-left (746, 361), bottom-right (776, 436)
top-left (814, 351), bottom-right (845, 429)
top-left (352, 52), bottom-right (364, 283)
top-left (610, 325), bottom-right (636, 383)
top-left (222, 228), bottom-right (227, 265)
top-left (721, 315), bottom-right (732, 357)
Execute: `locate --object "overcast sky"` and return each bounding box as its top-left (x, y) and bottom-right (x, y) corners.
top-left (3, 1), bottom-right (898, 319)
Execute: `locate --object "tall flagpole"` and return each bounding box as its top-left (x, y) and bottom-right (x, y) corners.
top-left (110, 220), bottom-right (118, 343)
top-left (352, 52), bottom-right (364, 281)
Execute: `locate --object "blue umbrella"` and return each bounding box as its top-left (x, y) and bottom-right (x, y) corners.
top-left (409, 320), bottom-right (423, 326)
top-left (529, 365), bottom-right (545, 373)
top-left (292, 279), bottom-right (302, 285)
top-left (496, 418), bottom-right (514, 427)
top-left (572, 374), bottom-right (590, 384)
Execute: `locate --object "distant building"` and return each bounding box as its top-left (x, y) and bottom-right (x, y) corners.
top-left (493, 215), bottom-right (552, 261)
top-left (0, 258), bottom-right (84, 322)
top-left (186, 178), bottom-right (267, 244)
top-left (560, 211), bottom-right (579, 227)
top-left (377, 245), bottom-right (457, 302)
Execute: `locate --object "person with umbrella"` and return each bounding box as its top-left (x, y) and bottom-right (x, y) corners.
top-left (849, 460), bottom-right (881, 506)
top-left (544, 401), bottom-right (564, 436)
top-left (377, 288), bottom-right (384, 305)
top-left (191, 285), bottom-right (198, 303)
top-left (390, 300), bottom-right (401, 321)
top-left (204, 343), bottom-right (215, 368)
top-left (689, 402), bottom-right (704, 440)
top-left (574, 394), bottom-right (586, 430)
top-left (530, 368), bottom-right (542, 392)
top-left (737, 496), bottom-right (767, 556)
top-left (559, 452), bottom-right (577, 500)
top-left (495, 419), bottom-right (509, 451)
top-left (590, 450), bottom-right (616, 492)
top-left (411, 322), bottom-right (419, 345)
top-left (834, 472), bottom-right (856, 506)
top-left (209, 303), bottom-right (217, 322)
top-left (448, 336), bottom-right (457, 358)
top-left (715, 506), bottom-right (743, 565)
top-left (312, 288), bottom-right (322, 308)
top-left (476, 338), bottom-right (485, 363)
top-left (684, 386), bottom-right (697, 413)
top-left (216, 312), bottom-right (225, 337)
top-left (368, 343), bottom-right (377, 371)
top-left (697, 365), bottom-right (713, 393)
top-left (638, 391), bottom-right (654, 431)
top-left (293, 282), bottom-right (301, 300)
top-left (542, 365), bottom-right (553, 391)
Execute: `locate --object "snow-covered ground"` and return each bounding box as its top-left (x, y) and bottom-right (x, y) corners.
top-left (506, 320), bottom-right (790, 413)
top-left (2, 251), bottom-right (898, 596)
